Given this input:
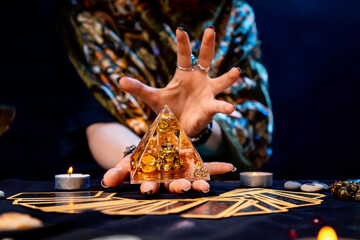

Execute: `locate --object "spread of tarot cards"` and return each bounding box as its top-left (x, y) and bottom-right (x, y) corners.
top-left (7, 188), bottom-right (325, 219)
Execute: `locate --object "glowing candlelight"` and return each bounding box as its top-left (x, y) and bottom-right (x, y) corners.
top-left (317, 226), bottom-right (338, 240)
top-left (55, 167), bottom-right (90, 190)
top-left (67, 166), bottom-right (73, 175)
top-left (240, 171), bottom-right (273, 187)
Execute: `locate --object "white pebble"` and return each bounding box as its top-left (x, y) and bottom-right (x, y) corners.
top-left (0, 190), bottom-right (4, 198)
top-left (313, 181), bottom-right (329, 190)
top-left (284, 181), bottom-right (302, 190)
top-left (301, 183), bottom-right (324, 192)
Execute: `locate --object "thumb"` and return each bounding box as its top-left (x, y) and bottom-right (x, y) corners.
top-left (102, 155), bottom-right (131, 187)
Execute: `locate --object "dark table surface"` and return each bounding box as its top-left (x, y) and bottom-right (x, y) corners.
top-left (0, 179), bottom-right (359, 240)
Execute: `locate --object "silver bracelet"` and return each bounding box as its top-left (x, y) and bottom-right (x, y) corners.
top-left (123, 145), bottom-right (137, 158)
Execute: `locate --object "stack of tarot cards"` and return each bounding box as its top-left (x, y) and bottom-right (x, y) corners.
top-left (7, 188), bottom-right (325, 219)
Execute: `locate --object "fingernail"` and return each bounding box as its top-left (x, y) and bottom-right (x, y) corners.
top-left (232, 167), bottom-right (237, 173)
top-left (200, 189), bottom-right (210, 194)
top-left (177, 27), bottom-right (185, 31)
top-left (182, 187), bottom-right (191, 193)
top-left (236, 67), bottom-right (241, 74)
top-left (207, 25), bottom-right (215, 30)
top-left (144, 190), bottom-right (153, 195)
top-left (101, 179), bottom-right (109, 188)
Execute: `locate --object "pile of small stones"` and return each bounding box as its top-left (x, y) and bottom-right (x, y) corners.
top-left (284, 181), bottom-right (329, 192)
top-left (329, 181), bottom-right (360, 201)
top-left (284, 180), bottom-right (360, 201)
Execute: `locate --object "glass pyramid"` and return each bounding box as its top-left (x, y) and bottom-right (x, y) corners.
top-left (130, 105), bottom-right (210, 184)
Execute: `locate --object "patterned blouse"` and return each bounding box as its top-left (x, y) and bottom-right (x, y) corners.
top-left (59, 0), bottom-right (273, 173)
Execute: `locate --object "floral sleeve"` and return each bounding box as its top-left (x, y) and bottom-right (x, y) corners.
top-left (213, 1), bottom-right (273, 171)
top-left (59, 0), bottom-right (273, 172)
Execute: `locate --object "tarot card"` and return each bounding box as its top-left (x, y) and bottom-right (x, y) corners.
top-left (248, 197), bottom-right (288, 213)
top-left (221, 188), bottom-right (326, 201)
top-left (132, 201), bottom-right (174, 214)
top-left (180, 199), bottom-right (243, 219)
top-left (219, 188), bottom-right (266, 197)
top-left (147, 199), bottom-right (208, 215)
top-left (101, 200), bottom-right (170, 215)
top-left (50, 209), bottom-right (84, 214)
top-left (12, 199), bottom-right (61, 205)
top-left (250, 193), bottom-right (322, 208)
top-left (94, 199), bottom-right (164, 212)
top-left (31, 199), bottom-right (137, 212)
top-left (231, 202), bottom-right (272, 216)
top-left (221, 199), bottom-right (255, 217)
top-left (52, 201), bottom-right (139, 214)
top-left (92, 192), bottom-right (117, 199)
top-left (7, 191), bottom-right (103, 200)
top-left (19, 198), bottom-right (120, 210)
top-left (13, 193), bottom-right (120, 205)
top-left (258, 191), bottom-right (321, 202)
top-left (268, 190), bottom-right (326, 199)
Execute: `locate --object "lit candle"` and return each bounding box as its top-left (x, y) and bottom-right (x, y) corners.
top-left (317, 226), bottom-right (338, 240)
top-left (296, 226), bottom-right (348, 240)
top-left (55, 166), bottom-right (90, 190)
top-left (239, 171), bottom-right (273, 187)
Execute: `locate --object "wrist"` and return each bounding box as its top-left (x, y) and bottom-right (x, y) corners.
top-left (189, 121), bottom-right (213, 146)
top-left (196, 120), bottom-right (223, 156)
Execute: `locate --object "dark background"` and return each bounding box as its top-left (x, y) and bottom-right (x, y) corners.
top-left (0, 0), bottom-right (359, 181)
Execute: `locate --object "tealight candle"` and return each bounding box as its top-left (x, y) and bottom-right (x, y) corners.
top-left (240, 171), bottom-right (273, 187)
top-left (55, 166), bottom-right (90, 190)
top-left (317, 226), bottom-right (337, 240)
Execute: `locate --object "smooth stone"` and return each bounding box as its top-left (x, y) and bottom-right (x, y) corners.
top-left (313, 181), bottom-right (329, 190)
top-left (284, 181), bottom-right (302, 190)
top-left (0, 190), bottom-right (4, 198)
top-left (301, 183), bottom-right (324, 192)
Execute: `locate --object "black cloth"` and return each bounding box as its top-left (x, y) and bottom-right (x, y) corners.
top-left (54, 29), bottom-right (117, 178)
top-left (58, 72), bottom-right (115, 178)
top-left (1, 179), bottom-right (359, 240)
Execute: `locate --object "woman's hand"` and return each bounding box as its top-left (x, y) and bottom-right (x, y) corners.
top-left (119, 26), bottom-right (240, 137)
top-left (101, 27), bottom-right (239, 194)
top-left (102, 155), bottom-right (235, 194)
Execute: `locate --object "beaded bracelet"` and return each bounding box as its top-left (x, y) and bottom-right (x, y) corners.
top-left (189, 121), bottom-right (213, 146)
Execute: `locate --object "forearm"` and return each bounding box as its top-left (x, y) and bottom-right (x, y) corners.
top-left (86, 122), bottom-right (140, 170)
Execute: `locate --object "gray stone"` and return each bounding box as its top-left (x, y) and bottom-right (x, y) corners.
top-left (313, 181), bottom-right (329, 190)
top-left (284, 181), bottom-right (302, 190)
top-left (300, 183), bottom-right (324, 192)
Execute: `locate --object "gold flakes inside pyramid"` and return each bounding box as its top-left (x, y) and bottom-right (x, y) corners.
top-left (130, 105), bottom-right (210, 184)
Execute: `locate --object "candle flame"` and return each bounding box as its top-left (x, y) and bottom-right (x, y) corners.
top-left (252, 172), bottom-right (258, 176)
top-left (317, 226), bottom-right (338, 240)
top-left (67, 166), bottom-right (73, 175)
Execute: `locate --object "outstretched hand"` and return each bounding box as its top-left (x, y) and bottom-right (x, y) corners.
top-left (119, 26), bottom-right (240, 137)
top-left (102, 154), bottom-right (235, 194)
top-left (102, 26), bottom-right (239, 194)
